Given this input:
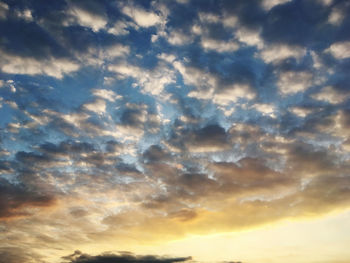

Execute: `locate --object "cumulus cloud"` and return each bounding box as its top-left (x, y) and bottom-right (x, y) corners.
top-left (261, 0), bottom-right (292, 11)
top-left (82, 99), bottom-right (107, 115)
top-left (328, 6), bottom-right (346, 25)
top-left (0, 50), bottom-right (79, 79)
top-left (311, 86), bottom-right (349, 104)
top-left (260, 44), bottom-right (306, 64)
top-left (277, 71), bottom-right (313, 95)
top-left (65, 1), bottom-right (108, 31)
top-left (107, 20), bottom-right (130, 36)
top-left (253, 103), bottom-right (276, 118)
top-left (121, 4), bottom-right (161, 28)
top-left (92, 89), bottom-right (121, 102)
top-left (201, 37), bottom-right (239, 53)
top-left (108, 62), bottom-right (175, 96)
top-left (326, 41), bottom-right (350, 59)
top-left (167, 31), bottom-right (193, 46)
top-left (174, 61), bottom-right (256, 104)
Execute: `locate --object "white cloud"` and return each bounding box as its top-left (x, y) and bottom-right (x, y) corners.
top-left (65, 6), bottom-right (107, 32)
top-left (201, 37), bottom-right (239, 53)
top-left (174, 61), bottom-right (255, 104)
top-left (0, 51), bottom-right (79, 79)
top-left (108, 62), bottom-right (175, 96)
top-left (198, 12), bottom-right (220, 24)
top-left (0, 1), bottom-right (8, 19)
top-left (83, 99), bottom-right (107, 115)
top-left (92, 89), bottom-right (121, 102)
top-left (311, 86), bottom-right (348, 104)
top-left (253, 103), bottom-right (276, 118)
top-left (289, 107), bottom-right (313, 118)
top-left (261, 0), bottom-right (292, 11)
top-left (213, 84), bottom-right (256, 105)
top-left (157, 53), bottom-right (176, 63)
top-left (326, 41), bottom-right (350, 59)
top-left (108, 20), bottom-right (130, 36)
top-left (236, 27), bottom-right (262, 47)
top-left (173, 61), bottom-right (216, 89)
top-left (167, 31), bottom-right (193, 46)
top-left (260, 44), bottom-right (306, 64)
top-left (316, 0), bottom-right (333, 6)
top-left (14, 8), bottom-right (33, 21)
top-left (310, 51), bottom-right (324, 69)
top-left (277, 71), bottom-right (313, 95)
top-left (190, 84), bottom-right (254, 105)
top-left (104, 44), bottom-right (130, 59)
top-left (328, 7), bottom-right (345, 25)
top-left (176, 0), bottom-right (189, 4)
top-left (121, 5), bottom-right (161, 27)
top-left (222, 15), bottom-right (238, 28)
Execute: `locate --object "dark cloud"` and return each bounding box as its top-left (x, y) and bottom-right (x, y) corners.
top-left (0, 246), bottom-right (46, 263)
top-left (15, 151), bottom-right (52, 165)
top-left (105, 140), bottom-right (123, 153)
top-left (142, 145), bottom-right (171, 163)
top-left (167, 124), bottom-right (229, 152)
top-left (0, 178), bottom-right (55, 220)
top-left (39, 140), bottom-right (95, 156)
top-left (115, 163), bottom-right (142, 178)
top-left (62, 250), bottom-right (192, 263)
top-left (120, 108), bottom-right (144, 127)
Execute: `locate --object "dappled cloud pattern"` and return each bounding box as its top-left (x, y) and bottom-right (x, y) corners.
top-left (1, 0), bottom-right (350, 262)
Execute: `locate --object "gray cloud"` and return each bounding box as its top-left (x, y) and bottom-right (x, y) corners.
top-left (62, 251), bottom-right (192, 263)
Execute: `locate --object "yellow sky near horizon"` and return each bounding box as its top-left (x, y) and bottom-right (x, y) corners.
top-left (133, 209), bottom-right (350, 263)
top-left (40, 209), bottom-right (350, 263)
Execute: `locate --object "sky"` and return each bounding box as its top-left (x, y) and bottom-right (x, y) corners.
top-left (0, 0), bottom-right (350, 262)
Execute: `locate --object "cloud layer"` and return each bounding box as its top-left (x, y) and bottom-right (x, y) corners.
top-left (0, 0), bottom-right (350, 262)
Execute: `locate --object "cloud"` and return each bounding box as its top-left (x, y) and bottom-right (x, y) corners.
top-left (259, 44), bottom-right (306, 64)
top-left (143, 145), bottom-right (171, 163)
top-left (121, 4), bottom-right (161, 28)
top-left (92, 89), bottom-right (122, 102)
top-left (108, 20), bottom-right (130, 36)
top-left (65, 0), bottom-right (108, 32)
top-left (174, 61), bottom-right (256, 104)
top-left (261, 0), bottom-right (292, 11)
top-left (1, 1), bottom-right (350, 262)
top-left (0, 178), bottom-right (56, 220)
top-left (108, 61), bottom-right (176, 96)
top-left (166, 124), bottom-right (230, 153)
top-left (0, 247), bottom-right (46, 263)
top-left (326, 41), bottom-right (350, 59)
top-left (311, 86), bottom-right (349, 104)
top-left (252, 103), bottom-right (276, 118)
top-left (289, 107), bottom-right (314, 118)
top-left (277, 70), bottom-right (313, 95)
top-left (167, 31), bottom-right (193, 46)
top-left (83, 99), bottom-right (107, 115)
top-left (62, 251), bottom-right (192, 263)
top-left (0, 1), bottom-right (8, 19)
top-left (0, 50), bottom-right (79, 79)
top-left (200, 37), bottom-right (239, 53)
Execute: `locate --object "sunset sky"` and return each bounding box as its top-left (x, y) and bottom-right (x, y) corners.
top-left (1, 0), bottom-right (350, 262)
